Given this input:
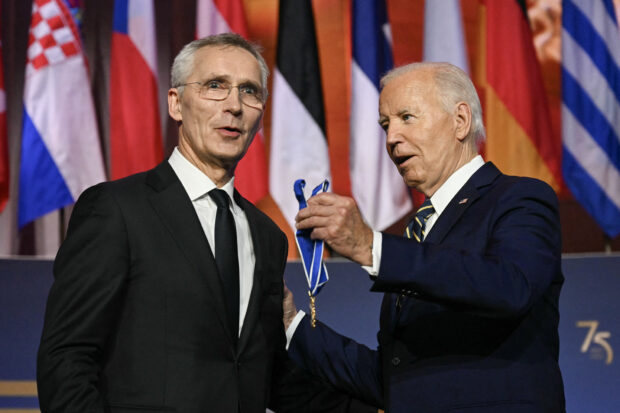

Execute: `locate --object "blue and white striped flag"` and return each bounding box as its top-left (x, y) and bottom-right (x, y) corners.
top-left (562, 0), bottom-right (620, 237)
top-left (350, 0), bottom-right (411, 231)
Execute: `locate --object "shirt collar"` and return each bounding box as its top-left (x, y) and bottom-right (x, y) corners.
top-left (430, 155), bottom-right (485, 216)
top-left (168, 147), bottom-right (236, 203)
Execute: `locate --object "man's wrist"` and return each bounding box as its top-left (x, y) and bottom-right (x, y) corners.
top-left (361, 231), bottom-right (382, 277)
top-left (285, 311), bottom-right (306, 349)
top-left (283, 308), bottom-right (298, 331)
top-left (353, 226), bottom-right (375, 266)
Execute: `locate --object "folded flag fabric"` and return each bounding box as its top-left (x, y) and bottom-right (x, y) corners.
top-left (19, 0), bottom-right (105, 228)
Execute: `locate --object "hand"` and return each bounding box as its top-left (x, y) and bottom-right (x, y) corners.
top-left (295, 193), bottom-right (373, 266)
top-left (283, 283), bottom-right (298, 331)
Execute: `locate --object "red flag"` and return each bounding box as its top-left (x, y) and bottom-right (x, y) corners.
top-left (0, 1), bottom-right (9, 213)
top-left (110, 0), bottom-right (163, 180)
top-left (478, 0), bottom-right (562, 192)
top-left (196, 0), bottom-right (269, 204)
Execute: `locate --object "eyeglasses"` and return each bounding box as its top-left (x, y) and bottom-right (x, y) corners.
top-left (177, 80), bottom-right (265, 109)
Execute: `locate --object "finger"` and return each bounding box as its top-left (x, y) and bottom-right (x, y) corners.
top-left (310, 227), bottom-right (330, 241)
top-left (296, 215), bottom-right (333, 230)
top-left (307, 192), bottom-right (340, 206)
top-left (296, 204), bottom-right (337, 221)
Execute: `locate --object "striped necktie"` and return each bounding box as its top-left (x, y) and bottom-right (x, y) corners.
top-left (396, 199), bottom-right (435, 310)
top-left (406, 199), bottom-right (435, 242)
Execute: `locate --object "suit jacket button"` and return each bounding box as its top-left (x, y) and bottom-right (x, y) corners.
top-left (391, 357), bottom-right (401, 366)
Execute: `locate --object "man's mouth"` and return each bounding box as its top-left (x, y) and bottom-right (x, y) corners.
top-left (393, 154), bottom-right (413, 166)
top-left (218, 126), bottom-right (243, 136)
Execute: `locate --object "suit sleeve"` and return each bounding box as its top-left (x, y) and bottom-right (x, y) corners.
top-left (374, 179), bottom-right (562, 319)
top-left (269, 232), bottom-right (379, 413)
top-left (286, 316), bottom-right (383, 409)
top-left (273, 354), bottom-right (379, 413)
top-left (37, 184), bottom-right (129, 412)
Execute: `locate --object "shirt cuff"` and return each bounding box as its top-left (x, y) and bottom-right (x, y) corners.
top-left (285, 310), bottom-right (306, 350)
top-left (361, 231), bottom-right (382, 278)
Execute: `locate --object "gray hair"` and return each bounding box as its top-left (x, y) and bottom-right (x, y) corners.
top-left (380, 62), bottom-right (486, 145)
top-left (170, 33), bottom-right (269, 98)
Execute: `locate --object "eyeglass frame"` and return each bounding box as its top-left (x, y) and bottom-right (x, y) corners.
top-left (175, 79), bottom-right (266, 109)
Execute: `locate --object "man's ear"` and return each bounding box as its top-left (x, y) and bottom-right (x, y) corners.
top-left (454, 102), bottom-right (472, 142)
top-left (168, 88), bottom-right (182, 122)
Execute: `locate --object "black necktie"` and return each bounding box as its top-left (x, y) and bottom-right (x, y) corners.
top-left (209, 189), bottom-right (239, 341)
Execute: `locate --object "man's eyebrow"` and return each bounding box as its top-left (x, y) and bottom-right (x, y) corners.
top-left (201, 74), bottom-right (261, 88)
top-left (201, 74), bottom-right (230, 83)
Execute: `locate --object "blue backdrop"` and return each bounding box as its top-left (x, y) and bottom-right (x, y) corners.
top-left (1, 255), bottom-right (619, 411)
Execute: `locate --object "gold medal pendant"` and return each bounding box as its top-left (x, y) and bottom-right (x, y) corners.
top-left (308, 291), bottom-right (317, 328)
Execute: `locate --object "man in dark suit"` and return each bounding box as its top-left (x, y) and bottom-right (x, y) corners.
top-left (37, 33), bottom-right (373, 413)
top-left (284, 62), bottom-right (565, 412)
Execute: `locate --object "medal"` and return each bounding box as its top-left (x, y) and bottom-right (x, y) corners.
top-left (294, 179), bottom-right (329, 328)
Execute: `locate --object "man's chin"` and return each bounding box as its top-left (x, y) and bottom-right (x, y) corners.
top-left (403, 172), bottom-right (423, 190)
top-left (214, 150), bottom-right (246, 168)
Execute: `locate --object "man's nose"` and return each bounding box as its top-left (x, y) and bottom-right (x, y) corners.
top-left (223, 86), bottom-right (243, 114)
top-left (385, 125), bottom-right (400, 146)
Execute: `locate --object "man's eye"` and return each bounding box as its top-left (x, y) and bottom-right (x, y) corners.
top-left (379, 122), bottom-right (388, 131)
top-left (402, 114), bottom-right (412, 121)
top-left (206, 81), bottom-right (224, 89)
top-left (240, 85), bottom-right (258, 95)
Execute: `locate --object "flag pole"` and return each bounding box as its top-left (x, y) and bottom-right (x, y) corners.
top-left (603, 235), bottom-right (611, 254)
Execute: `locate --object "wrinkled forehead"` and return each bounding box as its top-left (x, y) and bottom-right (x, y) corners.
top-left (192, 45), bottom-right (262, 83)
top-left (379, 71), bottom-right (437, 114)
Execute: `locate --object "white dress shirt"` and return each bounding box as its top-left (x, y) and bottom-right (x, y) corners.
top-left (286, 155), bottom-right (486, 346)
top-left (362, 155), bottom-right (484, 276)
top-left (364, 155), bottom-right (486, 275)
top-left (169, 147), bottom-right (255, 336)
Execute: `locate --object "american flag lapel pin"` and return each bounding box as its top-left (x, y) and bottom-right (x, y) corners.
top-left (459, 198), bottom-right (469, 205)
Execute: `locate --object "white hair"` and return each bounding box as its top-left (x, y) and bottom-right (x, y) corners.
top-left (170, 33), bottom-right (269, 98)
top-left (381, 62), bottom-right (486, 145)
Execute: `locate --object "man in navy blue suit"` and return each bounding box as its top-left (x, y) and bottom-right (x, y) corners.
top-left (284, 62), bottom-right (565, 412)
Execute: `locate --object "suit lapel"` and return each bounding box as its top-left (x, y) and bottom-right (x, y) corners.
top-left (425, 162), bottom-right (501, 244)
top-left (146, 162), bottom-right (234, 346)
top-left (235, 191), bottom-right (269, 354)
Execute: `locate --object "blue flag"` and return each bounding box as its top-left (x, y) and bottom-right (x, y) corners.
top-left (562, 0), bottom-right (620, 237)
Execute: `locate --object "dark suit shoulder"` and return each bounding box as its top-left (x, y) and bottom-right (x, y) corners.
top-left (235, 192), bottom-right (286, 241)
top-left (490, 173), bottom-right (559, 209)
top-left (100, 169), bottom-right (152, 196)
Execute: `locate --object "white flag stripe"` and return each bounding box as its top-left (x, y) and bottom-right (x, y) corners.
top-left (196, 0), bottom-right (231, 36)
top-left (128, 0), bottom-right (158, 75)
top-left (570, 0), bottom-right (620, 67)
top-left (270, 69), bottom-right (331, 230)
top-left (562, 105), bottom-right (620, 209)
top-left (23, 56), bottom-right (105, 198)
top-left (423, 0), bottom-right (469, 73)
top-left (562, 29), bottom-right (620, 141)
top-left (350, 62), bottom-right (411, 229)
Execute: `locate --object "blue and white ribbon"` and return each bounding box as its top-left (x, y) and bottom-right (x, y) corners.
top-left (294, 179), bottom-right (329, 296)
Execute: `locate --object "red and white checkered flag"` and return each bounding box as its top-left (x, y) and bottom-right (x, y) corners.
top-left (25, 0), bottom-right (82, 76)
